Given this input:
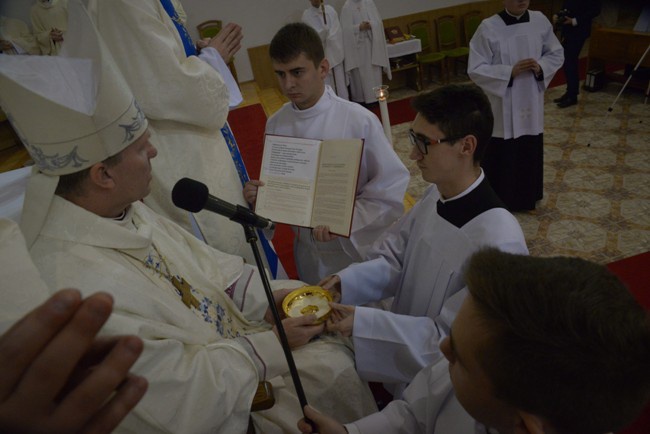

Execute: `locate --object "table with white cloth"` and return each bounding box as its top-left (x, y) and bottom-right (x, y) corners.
top-left (384, 38), bottom-right (422, 91)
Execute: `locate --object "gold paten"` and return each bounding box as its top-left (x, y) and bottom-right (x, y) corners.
top-left (282, 286), bottom-right (333, 324)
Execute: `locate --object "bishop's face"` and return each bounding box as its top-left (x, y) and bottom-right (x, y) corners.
top-left (106, 129), bottom-right (158, 205)
top-left (273, 52), bottom-right (328, 110)
top-left (503, 0), bottom-right (529, 16)
top-left (309, 0), bottom-right (322, 7)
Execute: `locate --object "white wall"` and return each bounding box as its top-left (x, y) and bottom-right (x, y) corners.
top-left (183, 0), bottom-right (473, 82)
top-left (2, 0), bottom-right (475, 81)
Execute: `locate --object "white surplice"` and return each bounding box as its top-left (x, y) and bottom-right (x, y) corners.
top-left (468, 10), bottom-right (563, 139)
top-left (88, 0), bottom-right (257, 265)
top-left (26, 197), bottom-right (377, 433)
top-left (302, 4), bottom-right (348, 99)
top-left (338, 173), bottom-right (528, 396)
top-left (345, 359), bottom-right (481, 434)
top-left (265, 86), bottom-right (409, 284)
top-left (340, 0), bottom-right (391, 103)
top-left (30, 0), bottom-right (68, 55)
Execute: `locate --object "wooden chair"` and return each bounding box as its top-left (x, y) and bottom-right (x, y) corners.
top-left (435, 15), bottom-right (469, 78)
top-left (196, 20), bottom-right (238, 83)
top-left (462, 10), bottom-right (483, 45)
top-left (197, 19), bottom-right (222, 39)
top-left (408, 20), bottom-right (447, 85)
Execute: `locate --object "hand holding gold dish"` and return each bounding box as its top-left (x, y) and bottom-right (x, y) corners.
top-left (282, 286), bottom-right (333, 324)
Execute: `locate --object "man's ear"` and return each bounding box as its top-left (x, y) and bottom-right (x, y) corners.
top-left (319, 57), bottom-right (330, 78)
top-left (513, 410), bottom-right (548, 434)
top-left (88, 162), bottom-right (114, 190)
top-left (459, 134), bottom-right (477, 157)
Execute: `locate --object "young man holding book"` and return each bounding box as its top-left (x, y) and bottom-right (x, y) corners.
top-left (321, 84), bottom-right (529, 398)
top-left (244, 23), bottom-right (409, 284)
top-left (299, 248), bottom-right (650, 433)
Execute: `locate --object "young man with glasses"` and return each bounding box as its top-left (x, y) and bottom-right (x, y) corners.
top-left (321, 83), bottom-right (528, 398)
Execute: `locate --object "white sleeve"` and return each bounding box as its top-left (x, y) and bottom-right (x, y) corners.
top-left (468, 23), bottom-right (512, 98)
top-left (339, 200), bottom-right (416, 306)
top-left (536, 16), bottom-right (564, 90)
top-left (198, 46), bottom-right (243, 108)
top-left (344, 116), bottom-right (409, 259)
top-left (346, 359), bottom-right (472, 434)
top-left (352, 307), bottom-right (444, 384)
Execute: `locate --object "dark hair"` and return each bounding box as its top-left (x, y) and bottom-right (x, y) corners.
top-left (411, 84), bottom-right (493, 162)
top-left (465, 248), bottom-right (650, 434)
top-left (269, 22), bottom-right (324, 67)
top-left (55, 152), bottom-right (123, 197)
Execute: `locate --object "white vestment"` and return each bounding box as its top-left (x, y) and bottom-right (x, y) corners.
top-left (339, 173), bottom-right (528, 395)
top-left (468, 10), bottom-right (563, 139)
top-left (0, 219), bottom-right (49, 333)
top-left (302, 4), bottom-right (349, 100)
top-left (88, 0), bottom-right (258, 265)
top-left (265, 86), bottom-right (409, 284)
top-left (30, 0), bottom-right (68, 55)
top-left (0, 16), bottom-right (40, 55)
top-left (345, 359), bottom-right (482, 434)
top-left (26, 197), bottom-right (377, 433)
top-left (340, 0), bottom-right (391, 103)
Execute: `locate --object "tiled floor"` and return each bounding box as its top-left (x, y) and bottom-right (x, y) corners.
top-left (390, 78), bottom-right (650, 264)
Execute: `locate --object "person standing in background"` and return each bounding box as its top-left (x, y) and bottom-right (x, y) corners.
top-left (553, 0), bottom-right (602, 108)
top-left (302, 0), bottom-right (348, 100)
top-left (340, 0), bottom-right (391, 105)
top-left (0, 16), bottom-right (40, 54)
top-left (30, 0), bottom-right (67, 55)
top-left (468, 0), bottom-right (563, 211)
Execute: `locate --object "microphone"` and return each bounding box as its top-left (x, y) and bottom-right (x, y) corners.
top-left (172, 178), bottom-right (275, 230)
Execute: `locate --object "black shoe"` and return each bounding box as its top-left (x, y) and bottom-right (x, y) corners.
top-left (553, 93), bottom-right (568, 103)
top-left (556, 97), bottom-right (578, 108)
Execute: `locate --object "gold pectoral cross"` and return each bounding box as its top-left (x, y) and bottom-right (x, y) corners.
top-left (171, 276), bottom-right (201, 309)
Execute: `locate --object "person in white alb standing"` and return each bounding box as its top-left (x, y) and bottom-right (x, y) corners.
top-left (340, 0), bottom-right (391, 104)
top-left (302, 1), bottom-right (348, 100)
top-left (244, 23), bottom-right (408, 285)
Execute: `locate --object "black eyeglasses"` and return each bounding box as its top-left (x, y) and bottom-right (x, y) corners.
top-left (408, 129), bottom-right (462, 155)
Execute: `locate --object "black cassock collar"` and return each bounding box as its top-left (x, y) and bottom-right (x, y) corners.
top-left (437, 177), bottom-right (506, 229)
top-left (498, 9), bottom-right (530, 25)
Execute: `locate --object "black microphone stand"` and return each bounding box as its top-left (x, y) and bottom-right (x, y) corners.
top-left (240, 223), bottom-right (312, 424)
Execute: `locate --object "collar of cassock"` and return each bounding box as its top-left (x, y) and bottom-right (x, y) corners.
top-left (499, 9), bottom-right (530, 25)
top-left (437, 176), bottom-right (506, 228)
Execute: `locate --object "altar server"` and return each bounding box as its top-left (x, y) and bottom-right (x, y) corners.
top-left (468, 0), bottom-right (563, 211)
top-left (244, 23), bottom-right (409, 284)
top-left (302, 0), bottom-right (348, 99)
top-left (340, 0), bottom-right (391, 104)
top-left (322, 84), bottom-right (528, 398)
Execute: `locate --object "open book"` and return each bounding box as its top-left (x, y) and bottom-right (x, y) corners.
top-left (254, 134), bottom-right (364, 237)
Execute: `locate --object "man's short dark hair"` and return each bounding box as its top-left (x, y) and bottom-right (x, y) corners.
top-left (55, 152), bottom-right (123, 197)
top-left (269, 22), bottom-right (324, 67)
top-left (465, 248), bottom-right (650, 434)
top-left (411, 84), bottom-right (493, 162)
